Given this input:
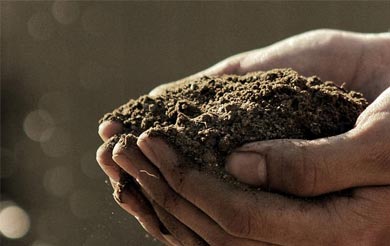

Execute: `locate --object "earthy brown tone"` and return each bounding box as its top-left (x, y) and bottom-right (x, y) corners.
top-left (100, 68), bottom-right (368, 187)
top-left (4, 1), bottom-right (389, 245)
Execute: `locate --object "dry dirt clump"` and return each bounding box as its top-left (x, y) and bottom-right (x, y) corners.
top-left (100, 68), bottom-right (368, 185)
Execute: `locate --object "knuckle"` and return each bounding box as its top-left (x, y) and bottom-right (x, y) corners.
top-left (160, 191), bottom-right (179, 213)
top-left (95, 147), bottom-right (105, 164)
top-left (357, 119), bottom-right (390, 174)
top-left (336, 198), bottom-right (390, 245)
top-left (167, 168), bottom-right (187, 194)
top-left (221, 202), bottom-right (252, 237)
top-left (146, 178), bottom-right (181, 212)
top-left (96, 144), bottom-right (111, 164)
top-left (368, 143), bottom-right (390, 166)
top-left (292, 162), bottom-right (318, 197)
top-left (274, 141), bottom-right (318, 196)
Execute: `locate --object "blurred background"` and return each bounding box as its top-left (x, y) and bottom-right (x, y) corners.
top-left (1, 1), bottom-right (389, 245)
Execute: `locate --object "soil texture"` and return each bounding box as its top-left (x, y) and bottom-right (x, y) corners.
top-left (100, 68), bottom-right (368, 187)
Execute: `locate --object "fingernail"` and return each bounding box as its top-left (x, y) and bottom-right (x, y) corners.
top-left (98, 120), bottom-right (123, 140)
top-left (137, 132), bottom-right (160, 167)
top-left (112, 147), bottom-right (138, 179)
top-left (225, 152), bottom-right (267, 186)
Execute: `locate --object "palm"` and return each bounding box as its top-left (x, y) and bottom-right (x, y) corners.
top-left (97, 29), bottom-right (390, 246)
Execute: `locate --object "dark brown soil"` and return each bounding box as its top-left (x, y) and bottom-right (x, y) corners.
top-left (100, 68), bottom-right (368, 187)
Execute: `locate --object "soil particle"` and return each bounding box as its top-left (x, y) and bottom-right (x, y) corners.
top-left (100, 68), bottom-right (368, 187)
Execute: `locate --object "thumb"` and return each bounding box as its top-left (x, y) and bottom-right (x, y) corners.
top-left (225, 118), bottom-right (390, 196)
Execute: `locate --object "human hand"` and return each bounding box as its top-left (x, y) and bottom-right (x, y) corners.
top-left (97, 133), bottom-right (207, 246)
top-left (109, 124), bottom-right (390, 245)
top-left (111, 88), bottom-right (390, 245)
top-left (224, 86), bottom-right (390, 196)
top-left (97, 29), bottom-right (390, 245)
top-left (150, 29), bottom-right (389, 102)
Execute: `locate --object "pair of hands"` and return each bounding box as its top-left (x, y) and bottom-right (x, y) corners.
top-left (97, 29), bottom-right (390, 246)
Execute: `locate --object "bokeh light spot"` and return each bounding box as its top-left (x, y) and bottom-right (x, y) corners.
top-left (23, 110), bottom-right (55, 142)
top-left (0, 205), bottom-right (30, 239)
top-left (52, 0), bottom-right (80, 25)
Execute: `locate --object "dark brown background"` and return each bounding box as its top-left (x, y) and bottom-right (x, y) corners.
top-left (1, 1), bottom-right (390, 246)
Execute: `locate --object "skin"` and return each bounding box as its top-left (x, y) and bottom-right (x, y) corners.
top-left (97, 29), bottom-right (390, 246)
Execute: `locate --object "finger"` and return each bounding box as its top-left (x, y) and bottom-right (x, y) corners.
top-left (232, 30), bottom-right (367, 88)
top-left (110, 178), bottom-right (170, 245)
top-left (109, 179), bottom-right (175, 245)
top-left (96, 135), bottom-right (122, 182)
top-left (98, 136), bottom-right (176, 246)
top-left (119, 180), bottom-right (198, 246)
top-left (225, 88), bottom-right (390, 197)
top-left (113, 135), bottom-right (272, 246)
top-left (139, 185), bottom-right (205, 246)
top-left (98, 120), bottom-right (123, 141)
top-left (152, 202), bottom-right (208, 246)
top-left (137, 134), bottom-right (350, 245)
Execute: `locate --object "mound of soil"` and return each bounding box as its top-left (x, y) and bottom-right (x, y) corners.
top-left (100, 68), bottom-right (368, 188)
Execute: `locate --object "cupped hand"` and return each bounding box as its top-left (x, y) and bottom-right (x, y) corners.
top-left (96, 29), bottom-right (390, 245)
top-left (121, 129), bottom-right (390, 246)
top-left (113, 89), bottom-right (390, 245)
top-left (97, 129), bottom-right (210, 246)
top-left (150, 29), bottom-right (389, 102)
top-left (111, 87), bottom-right (390, 245)
top-left (225, 86), bottom-right (390, 196)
